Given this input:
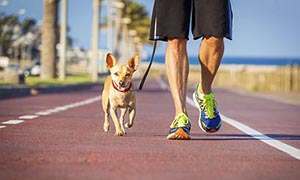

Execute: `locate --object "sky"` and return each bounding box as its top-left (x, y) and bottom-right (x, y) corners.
top-left (1, 0), bottom-right (300, 58)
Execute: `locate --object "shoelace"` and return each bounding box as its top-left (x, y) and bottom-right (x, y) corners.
top-left (202, 93), bottom-right (217, 119)
top-left (170, 113), bottom-right (189, 128)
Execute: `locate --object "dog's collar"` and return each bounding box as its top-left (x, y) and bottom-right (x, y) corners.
top-left (112, 80), bottom-right (132, 93)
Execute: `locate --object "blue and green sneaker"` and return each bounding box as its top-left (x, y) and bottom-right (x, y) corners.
top-left (193, 84), bottom-right (222, 133)
top-left (167, 113), bottom-right (191, 140)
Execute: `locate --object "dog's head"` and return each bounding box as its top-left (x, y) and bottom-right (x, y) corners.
top-left (106, 53), bottom-right (139, 88)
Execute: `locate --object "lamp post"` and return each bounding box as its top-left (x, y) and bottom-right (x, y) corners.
top-left (121, 17), bottom-right (131, 59)
top-left (106, 0), bottom-right (112, 51)
top-left (112, 0), bottom-right (124, 58)
top-left (128, 29), bottom-right (137, 56)
top-left (91, 0), bottom-right (100, 82)
top-left (59, 0), bottom-right (67, 80)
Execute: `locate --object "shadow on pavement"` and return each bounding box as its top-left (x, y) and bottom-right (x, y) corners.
top-left (190, 133), bottom-right (300, 141)
top-left (117, 133), bottom-right (300, 141)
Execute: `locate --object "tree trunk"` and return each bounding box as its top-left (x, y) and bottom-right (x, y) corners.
top-left (41, 0), bottom-right (58, 79)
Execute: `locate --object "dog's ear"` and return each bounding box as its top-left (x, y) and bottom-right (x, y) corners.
top-left (127, 55), bottom-right (139, 71)
top-left (106, 53), bottom-right (117, 69)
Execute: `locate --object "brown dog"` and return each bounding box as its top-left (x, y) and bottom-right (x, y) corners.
top-left (101, 53), bottom-right (139, 136)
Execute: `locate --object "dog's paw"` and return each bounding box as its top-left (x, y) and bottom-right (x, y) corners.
top-left (125, 123), bottom-right (133, 128)
top-left (121, 128), bottom-right (127, 135)
top-left (103, 124), bottom-right (110, 132)
top-left (115, 130), bottom-right (125, 136)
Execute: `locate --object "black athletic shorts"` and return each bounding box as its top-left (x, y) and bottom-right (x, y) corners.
top-left (149, 0), bottom-right (233, 41)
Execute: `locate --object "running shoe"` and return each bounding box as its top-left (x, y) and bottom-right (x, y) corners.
top-left (193, 84), bottom-right (222, 133)
top-left (167, 113), bottom-right (191, 140)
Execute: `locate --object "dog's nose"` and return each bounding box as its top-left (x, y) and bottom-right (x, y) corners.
top-left (119, 80), bottom-right (125, 86)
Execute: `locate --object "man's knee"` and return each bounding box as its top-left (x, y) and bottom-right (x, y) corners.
top-left (202, 36), bottom-right (224, 50)
top-left (167, 38), bottom-right (187, 52)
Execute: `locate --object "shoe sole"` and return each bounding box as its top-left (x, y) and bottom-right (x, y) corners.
top-left (200, 119), bottom-right (222, 133)
top-left (193, 92), bottom-right (221, 133)
top-left (167, 128), bottom-right (191, 140)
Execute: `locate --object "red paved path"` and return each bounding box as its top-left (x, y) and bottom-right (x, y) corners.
top-left (0, 80), bottom-right (300, 180)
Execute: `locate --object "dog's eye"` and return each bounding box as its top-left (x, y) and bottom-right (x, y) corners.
top-left (125, 73), bottom-right (130, 77)
top-left (114, 72), bottom-right (119, 76)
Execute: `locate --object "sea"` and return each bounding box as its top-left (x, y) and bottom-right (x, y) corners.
top-left (147, 55), bottom-right (300, 66)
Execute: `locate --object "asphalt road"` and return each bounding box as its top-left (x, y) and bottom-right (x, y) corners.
top-left (0, 79), bottom-right (300, 180)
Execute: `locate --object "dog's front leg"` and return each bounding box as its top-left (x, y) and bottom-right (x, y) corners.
top-left (119, 108), bottom-right (127, 134)
top-left (110, 107), bottom-right (124, 136)
top-left (125, 106), bottom-right (135, 128)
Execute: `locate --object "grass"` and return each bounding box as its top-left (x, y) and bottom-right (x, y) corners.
top-left (25, 74), bottom-right (99, 88)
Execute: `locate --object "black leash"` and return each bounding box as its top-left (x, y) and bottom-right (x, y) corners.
top-left (138, 40), bottom-right (157, 90)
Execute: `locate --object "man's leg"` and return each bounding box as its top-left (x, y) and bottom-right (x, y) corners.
top-left (149, 0), bottom-right (193, 140)
top-left (165, 38), bottom-right (191, 140)
top-left (166, 38), bottom-right (189, 116)
top-left (199, 36), bottom-right (224, 94)
top-left (191, 0), bottom-right (232, 133)
top-left (192, 36), bottom-right (224, 133)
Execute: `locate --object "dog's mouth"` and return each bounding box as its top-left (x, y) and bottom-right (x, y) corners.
top-left (119, 82), bottom-right (129, 88)
top-left (112, 80), bottom-right (132, 92)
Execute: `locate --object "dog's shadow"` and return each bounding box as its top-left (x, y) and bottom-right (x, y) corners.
top-left (189, 133), bottom-right (300, 141)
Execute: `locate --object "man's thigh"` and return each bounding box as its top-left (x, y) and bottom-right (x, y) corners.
top-left (149, 0), bottom-right (192, 41)
top-left (192, 0), bottom-right (233, 40)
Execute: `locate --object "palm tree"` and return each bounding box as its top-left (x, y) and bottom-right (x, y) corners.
top-left (114, 0), bottom-right (150, 57)
top-left (0, 14), bottom-right (19, 57)
top-left (41, 0), bottom-right (58, 80)
top-left (125, 1), bottom-right (150, 44)
top-left (0, 14), bottom-right (40, 61)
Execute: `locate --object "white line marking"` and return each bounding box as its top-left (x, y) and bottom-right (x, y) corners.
top-left (220, 115), bottom-right (300, 160)
top-left (2, 120), bottom-right (24, 125)
top-left (18, 115), bottom-right (39, 119)
top-left (35, 96), bottom-right (101, 116)
top-left (157, 77), bottom-right (300, 160)
top-left (35, 111), bottom-right (51, 116)
top-left (1, 96), bottom-right (101, 129)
